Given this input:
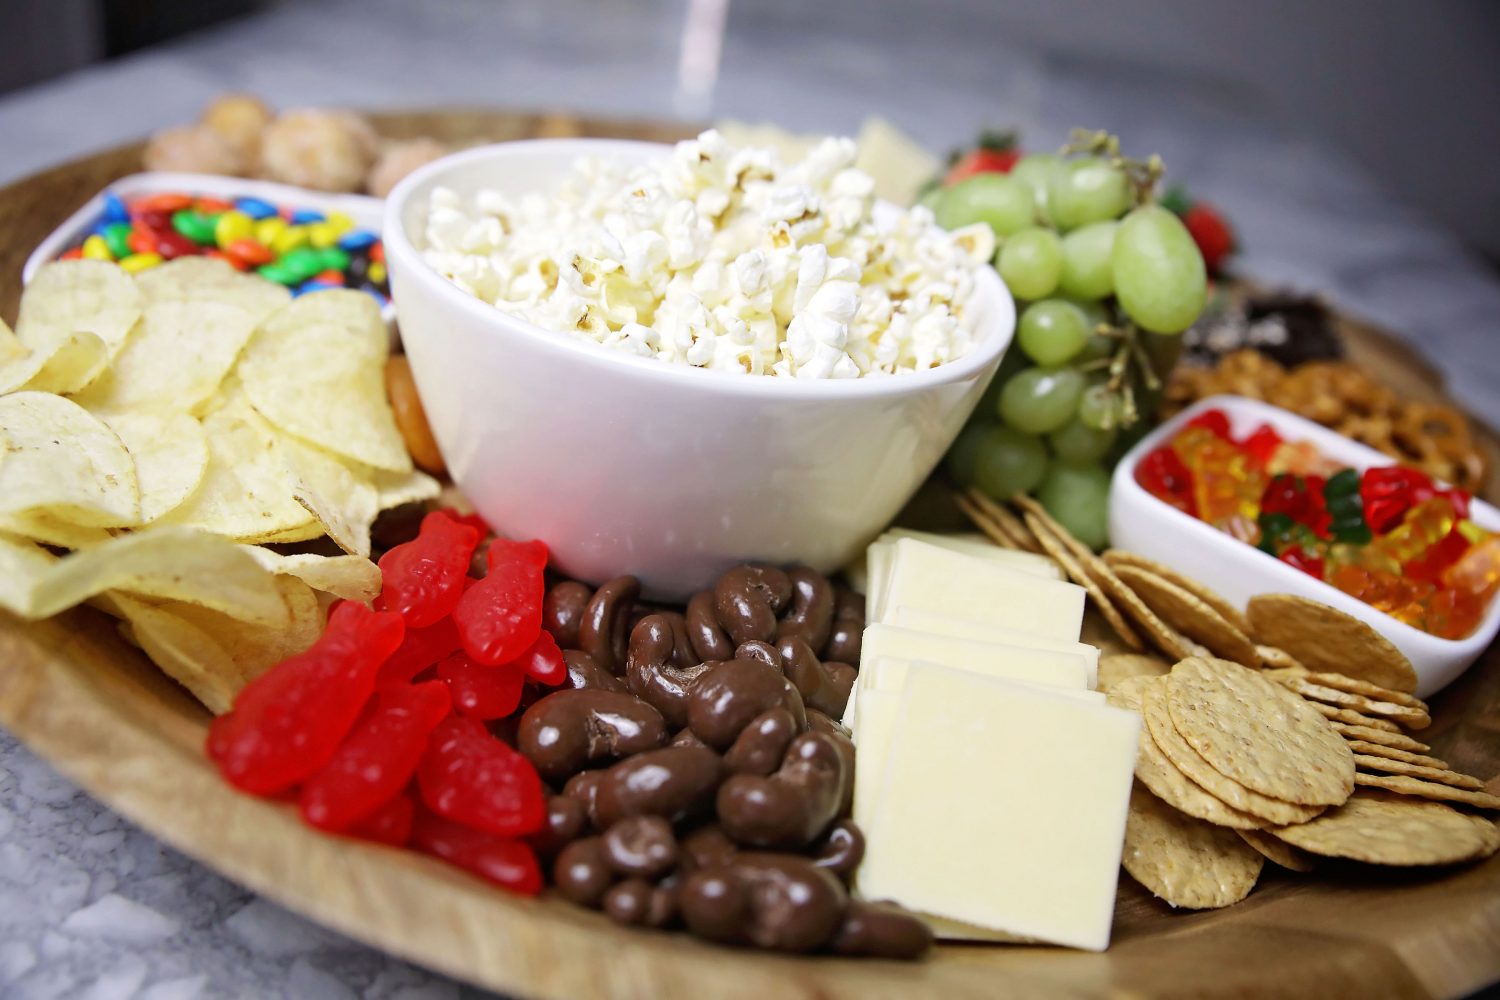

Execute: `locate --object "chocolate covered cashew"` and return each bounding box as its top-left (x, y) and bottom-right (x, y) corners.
top-left (577, 575), bottom-right (640, 674)
top-left (723, 708), bottom-right (798, 776)
top-left (678, 824), bottom-right (738, 876)
top-left (562, 770), bottom-right (606, 827)
top-left (593, 746), bottom-right (723, 829)
top-left (603, 878), bottom-right (678, 929)
top-left (716, 731), bottom-right (847, 849)
top-left (626, 614), bottom-right (715, 728)
top-left (776, 567), bottom-right (835, 652)
top-left (517, 689), bottom-right (666, 784)
top-left (686, 658), bottom-right (807, 750)
top-left (602, 815), bottom-right (678, 880)
top-left (543, 580), bottom-right (594, 650)
top-left (686, 591), bottom-right (734, 662)
top-left (530, 795), bottom-right (589, 857)
top-left (680, 853), bottom-right (847, 952)
top-left (810, 818), bottom-right (864, 877)
top-left (824, 585), bottom-right (865, 666)
top-left (778, 636), bottom-right (856, 718)
top-left (713, 565), bottom-right (792, 645)
top-left (563, 650), bottom-right (626, 693)
top-left (553, 837), bottom-right (615, 907)
top-left (830, 900), bottom-right (933, 959)
top-left (670, 727), bottom-right (710, 749)
top-left (734, 640), bottom-right (782, 671)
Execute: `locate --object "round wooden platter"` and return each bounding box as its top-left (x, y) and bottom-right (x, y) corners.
top-left (2, 110), bottom-right (1499, 1000)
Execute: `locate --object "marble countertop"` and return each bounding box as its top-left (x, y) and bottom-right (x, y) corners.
top-left (2, 1), bottom-right (1497, 997)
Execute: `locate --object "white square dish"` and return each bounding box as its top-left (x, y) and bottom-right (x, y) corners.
top-left (1110, 394), bottom-right (1500, 697)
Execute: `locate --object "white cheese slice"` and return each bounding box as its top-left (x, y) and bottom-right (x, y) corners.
top-left (863, 534), bottom-right (1061, 621)
top-left (860, 626), bottom-right (1089, 693)
top-left (856, 663), bottom-right (1140, 951)
top-left (874, 538), bottom-right (1086, 637)
top-left (888, 605), bottom-right (1100, 689)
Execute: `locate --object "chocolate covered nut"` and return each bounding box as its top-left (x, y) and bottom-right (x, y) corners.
top-left (679, 824), bottom-right (738, 875)
top-left (680, 853), bottom-right (847, 952)
top-left (553, 837), bottom-right (615, 907)
top-left (530, 794), bottom-right (589, 857)
top-left (806, 708), bottom-right (852, 740)
top-left (518, 690), bottom-right (666, 784)
top-left (602, 816), bottom-right (678, 880)
top-left (578, 575), bottom-right (640, 674)
top-left (593, 747), bottom-right (723, 829)
top-left (831, 900), bottom-right (933, 959)
top-left (714, 565), bottom-right (792, 645)
top-left (563, 650), bottom-right (626, 693)
top-left (723, 708), bottom-right (798, 777)
top-left (824, 585), bottom-right (864, 666)
top-left (778, 636), bottom-right (856, 718)
top-left (686, 591), bottom-right (735, 662)
top-left (810, 819), bottom-right (864, 877)
top-left (777, 567), bottom-right (835, 652)
top-left (687, 658), bottom-right (807, 750)
top-left (648, 877), bottom-right (679, 928)
top-left (653, 609), bottom-right (699, 669)
top-left (717, 731), bottom-right (846, 849)
top-left (603, 878), bottom-right (655, 926)
top-left (543, 580), bottom-right (594, 650)
top-left (562, 770), bottom-right (606, 827)
top-left (626, 615), bottom-right (715, 728)
top-left (734, 640), bottom-right (783, 671)
top-left (670, 727), bottom-right (710, 749)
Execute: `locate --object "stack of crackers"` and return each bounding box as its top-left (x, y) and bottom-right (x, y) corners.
top-left (959, 488), bottom-right (1500, 911)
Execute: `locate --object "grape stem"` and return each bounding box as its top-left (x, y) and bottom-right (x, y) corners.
top-left (1061, 128), bottom-right (1164, 204)
top-left (1082, 320), bottom-right (1161, 430)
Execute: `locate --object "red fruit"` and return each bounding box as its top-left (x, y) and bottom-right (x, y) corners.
top-left (1182, 203), bottom-right (1235, 273)
top-left (437, 651), bottom-right (527, 720)
top-left (945, 147), bottom-right (1021, 185)
top-left (206, 602), bottom-right (405, 795)
top-left (298, 681), bottom-right (452, 832)
top-left (347, 792), bottom-right (415, 847)
top-left (454, 539), bottom-right (547, 665)
top-left (410, 805), bottom-right (543, 895)
top-left (417, 716), bottom-right (546, 837)
top-left (377, 511), bottom-right (482, 627)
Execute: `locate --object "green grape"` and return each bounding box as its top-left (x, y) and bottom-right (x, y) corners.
top-left (997, 227), bottom-right (1062, 301)
top-left (934, 174), bottom-right (1036, 237)
top-left (1017, 299), bottom-right (1090, 366)
top-left (945, 420), bottom-right (995, 486)
top-left (1071, 298), bottom-right (1112, 330)
top-left (917, 185), bottom-right (945, 213)
top-left (1047, 157), bottom-right (1131, 231)
top-left (998, 366), bottom-right (1084, 434)
top-left (1057, 220), bottom-right (1117, 300)
top-left (1077, 381), bottom-right (1124, 430)
top-left (1009, 154), bottom-right (1060, 222)
top-left (1111, 205), bottom-right (1208, 334)
top-left (1075, 331), bottom-right (1115, 364)
top-left (973, 426), bottom-right (1049, 500)
top-left (1047, 416), bottom-right (1117, 465)
top-left (1036, 462), bottom-right (1111, 549)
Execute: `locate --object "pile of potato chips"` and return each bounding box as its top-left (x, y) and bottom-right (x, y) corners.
top-left (960, 487), bottom-right (1500, 911)
top-left (0, 259), bottom-right (438, 711)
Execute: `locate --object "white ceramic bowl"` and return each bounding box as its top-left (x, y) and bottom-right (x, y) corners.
top-left (384, 139), bottom-right (1015, 599)
top-left (1111, 394), bottom-right (1500, 697)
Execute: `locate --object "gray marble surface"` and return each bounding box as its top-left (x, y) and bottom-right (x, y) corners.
top-left (2, 1), bottom-right (1498, 997)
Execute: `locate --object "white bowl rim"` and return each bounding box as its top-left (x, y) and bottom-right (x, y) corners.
top-left (1114, 393), bottom-right (1500, 652)
top-left (382, 137), bottom-right (1015, 400)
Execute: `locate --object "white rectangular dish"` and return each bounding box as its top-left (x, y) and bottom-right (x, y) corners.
top-left (1110, 394), bottom-right (1500, 697)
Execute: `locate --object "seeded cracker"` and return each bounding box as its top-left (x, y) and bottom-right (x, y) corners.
top-left (1274, 676), bottom-right (1431, 730)
top-left (1098, 653), bottom-right (1171, 693)
top-left (955, 490), bottom-right (1028, 551)
top-left (1141, 679), bottom-right (1325, 825)
top-left (1021, 508), bottom-right (1146, 652)
top-left (1257, 644), bottom-right (1307, 672)
top-left (1309, 702), bottom-right (1402, 733)
top-left (1167, 657), bottom-right (1354, 807)
top-left (959, 488), bottom-right (1043, 553)
top-left (1235, 828), bottom-right (1315, 872)
top-left (1347, 741), bottom-right (1449, 771)
top-left (1352, 755), bottom-right (1485, 790)
top-left (1296, 671), bottom-right (1426, 710)
top-left (1113, 565), bottom-right (1259, 666)
top-left (1107, 677), bottom-right (1264, 829)
top-left (1353, 773), bottom-right (1500, 811)
top-left (1331, 722), bottom-right (1429, 751)
top-left (1270, 790), bottom-right (1499, 865)
top-left (1122, 783), bottom-right (1263, 909)
top-left (1246, 593), bottom-right (1418, 694)
top-left (1102, 550), bottom-right (1252, 635)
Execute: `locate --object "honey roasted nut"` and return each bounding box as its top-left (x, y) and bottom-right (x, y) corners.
top-left (627, 614), bottom-right (716, 728)
top-left (593, 746), bottom-right (724, 829)
top-left (578, 575), bottom-right (641, 674)
top-left (680, 853), bottom-right (848, 953)
top-left (517, 689), bottom-right (667, 784)
top-left (714, 565), bottom-right (793, 646)
top-left (687, 658), bottom-right (808, 750)
top-left (717, 731), bottom-right (849, 850)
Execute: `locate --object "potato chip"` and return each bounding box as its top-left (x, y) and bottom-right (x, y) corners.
top-left (25, 526), bottom-right (287, 626)
top-left (280, 433), bottom-right (379, 556)
top-left (0, 392), bottom-right (140, 527)
top-left (240, 546), bottom-right (381, 602)
top-left (1346, 740), bottom-right (1446, 770)
top-left (1235, 828), bottom-right (1314, 872)
top-left (1141, 680), bottom-right (1326, 825)
top-left (1270, 790), bottom-right (1497, 864)
top-left (1352, 754), bottom-right (1483, 790)
top-left (1099, 653), bottom-right (1171, 693)
top-left (247, 522), bottom-right (327, 544)
top-left (256, 287), bottom-right (384, 344)
top-left (1122, 783), bottom-right (1263, 909)
top-left (1108, 677), bottom-right (1263, 830)
top-left (132, 257), bottom-right (291, 323)
top-left (110, 593), bottom-right (244, 714)
top-left (16, 260), bottom-right (143, 358)
top-left (73, 301), bottom-right (256, 416)
top-left (1308, 702), bottom-right (1402, 732)
top-left (1166, 657), bottom-right (1354, 806)
top-left (372, 466), bottom-right (443, 511)
top-left (1246, 594), bottom-right (1418, 694)
top-left (0, 511), bottom-right (112, 549)
top-left (0, 531), bottom-right (57, 615)
top-left (155, 393), bottom-right (316, 540)
top-left (1351, 774), bottom-right (1500, 810)
top-left (1274, 675), bottom-right (1431, 730)
top-left (0, 328), bottom-right (109, 396)
top-left (240, 318), bottom-right (411, 473)
top-left (1103, 550), bottom-right (1252, 635)
top-left (163, 575), bottom-right (324, 687)
top-left (1115, 566), bottom-right (1258, 666)
top-left (95, 411), bottom-right (209, 524)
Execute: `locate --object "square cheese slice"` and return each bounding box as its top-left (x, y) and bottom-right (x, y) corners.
top-left (875, 538), bottom-right (1085, 638)
top-left (888, 605), bottom-right (1100, 688)
top-left (865, 535), bottom-right (1061, 621)
top-left (861, 626), bottom-right (1089, 692)
top-left (857, 663), bottom-right (1140, 951)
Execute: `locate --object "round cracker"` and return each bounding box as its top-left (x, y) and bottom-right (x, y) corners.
top-left (1114, 566), bottom-right (1259, 666)
top-left (1108, 677), bottom-right (1264, 830)
top-left (1347, 741), bottom-right (1448, 771)
top-left (960, 488), bottom-right (1043, 553)
top-left (1246, 594), bottom-right (1417, 694)
top-left (1099, 653), bottom-right (1171, 693)
top-left (1270, 790), bottom-right (1497, 865)
top-left (1331, 722), bottom-right (1429, 752)
top-left (1298, 671), bottom-right (1426, 710)
top-left (1021, 508), bottom-right (1146, 652)
top-left (955, 490), bottom-right (1031, 551)
top-left (1309, 702), bottom-right (1402, 733)
top-left (1122, 783), bottom-right (1264, 909)
top-left (1235, 827), bottom-right (1315, 872)
top-left (1167, 657), bottom-right (1355, 807)
top-left (1353, 773), bottom-right (1500, 810)
top-left (1141, 679), bottom-right (1326, 825)
top-left (1352, 754), bottom-right (1484, 790)
top-left (1103, 550), bottom-right (1252, 635)
top-left (1257, 644), bottom-right (1307, 672)
top-left (1275, 676), bottom-right (1431, 730)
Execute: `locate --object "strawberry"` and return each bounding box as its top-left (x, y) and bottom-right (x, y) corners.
top-left (1182, 202), bottom-right (1236, 274)
top-left (944, 131), bottom-right (1020, 185)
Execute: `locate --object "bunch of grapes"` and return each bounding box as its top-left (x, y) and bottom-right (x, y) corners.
top-left (930, 130), bottom-right (1209, 548)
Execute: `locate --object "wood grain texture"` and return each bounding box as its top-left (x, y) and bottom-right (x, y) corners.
top-left (0, 110), bottom-right (1497, 1000)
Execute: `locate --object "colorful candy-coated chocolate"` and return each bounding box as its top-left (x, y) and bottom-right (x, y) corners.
top-left (101, 191), bottom-right (129, 223)
top-left (81, 234), bottom-right (111, 260)
top-left (119, 251), bottom-right (163, 273)
top-left (338, 228), bottom-right (378, 251)
top-left (235, 196), bottom-right (277, 220)
top-left (291, 208), bottom-right (326, 225)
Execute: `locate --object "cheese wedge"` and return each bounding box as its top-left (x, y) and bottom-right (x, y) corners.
top-left (888, 605), bottom-right (1100, 688)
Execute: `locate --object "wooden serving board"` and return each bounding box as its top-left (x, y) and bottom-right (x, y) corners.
top-left (1, 110), bottom-right (1498, 1000)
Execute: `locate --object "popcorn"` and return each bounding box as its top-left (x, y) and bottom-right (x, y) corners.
top-left (419, 130), bottom-right (991, 378)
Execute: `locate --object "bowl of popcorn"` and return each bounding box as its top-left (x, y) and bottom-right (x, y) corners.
top-left (384, 131), bottom-right (1013, 597)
